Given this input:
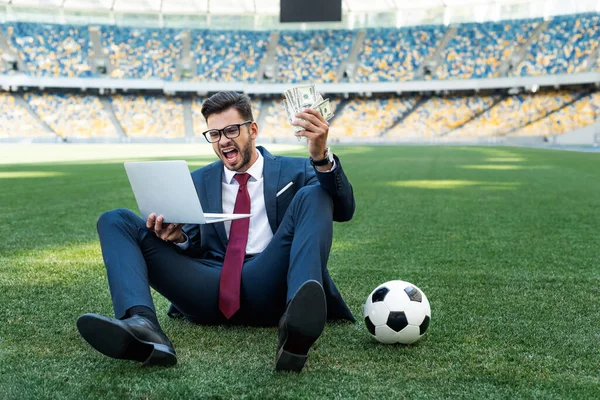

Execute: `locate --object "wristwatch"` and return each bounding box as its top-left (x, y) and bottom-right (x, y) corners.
top-left (310, 147), bottom-right (334, 167)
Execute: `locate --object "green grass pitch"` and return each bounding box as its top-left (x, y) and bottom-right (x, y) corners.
top-left (0, 145), bottom-right (599, 399)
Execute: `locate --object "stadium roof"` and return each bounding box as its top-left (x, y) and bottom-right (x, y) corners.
top-left (0, 0), bottom-right (546, 14)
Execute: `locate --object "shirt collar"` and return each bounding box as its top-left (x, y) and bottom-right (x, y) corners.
top-left (223, 149), bottom-right (263, 184)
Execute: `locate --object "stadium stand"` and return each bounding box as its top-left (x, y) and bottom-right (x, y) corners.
top-left (24, 93), bottom-right (117, 138)
top-left (2, 22), bottom-right (93, 77)
top-left (2, 14), bottom-right (600, 142)
top-left (333, 97), bottom-right (417, 137)
top-left (100, 26), bottom-right (181, 80)
top-left (449, 90), bottom-right (583, 137)
top-left (275, 30), bottom-right (354, 83)
top-left (591, 90), bottom-right (600, 115)
top-left (514, 13), bottom-right (600, 76)
top-left (387, 95), bottom-right (498, 137)
top-left (355, 26), bottom-right (446, 82)
top-left (435, 19), bottom-right (540, 79)
top-left (5, 90), bottom-right (597, 141)
top-left (1, 14), bottom-right (599, 82)
top-left (0, 48), bottom-right (8, 74)
top-left (111, 95), bottom-right (185, 137)
top-left (190, 30), bottom-right (269, 82)
top-left (251, 99), bottom-right (263, 124)
top-left (260, 100), bottom-right (289, 139)
top-left (0, 92), bottom-right (51, 137)
top-left (191, 97), bottom-right (206, 137)
top-left (516, 90), bottom-right (600, 135)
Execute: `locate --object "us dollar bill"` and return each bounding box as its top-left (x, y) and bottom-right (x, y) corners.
top-left (283, 99), bottom-right (294, 123)
top-left (295, 85), bottom-right (316, 109)
top-left (312, 98), bottom-right (334, 121)
top-left (283, 85), bottom-right (333, 139)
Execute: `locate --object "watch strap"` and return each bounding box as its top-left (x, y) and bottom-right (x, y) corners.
top-left (310, 147), bottom-right (332, 167)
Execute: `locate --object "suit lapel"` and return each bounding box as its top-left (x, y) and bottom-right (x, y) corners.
top-left (204, 163), bottom-right (228, 247)
top-left (261, 147), bottom-right (280, 234)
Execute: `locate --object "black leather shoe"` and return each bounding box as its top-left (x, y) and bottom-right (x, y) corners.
top-left (275, 280), bottom-right (327, 372)
top-left (76, 313), bottom-right (177, 367)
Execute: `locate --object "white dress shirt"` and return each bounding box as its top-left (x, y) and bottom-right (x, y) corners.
top-left (221, 150), bottom-right (272, 254)
top-left (176, 149), bottom-right (336, 253)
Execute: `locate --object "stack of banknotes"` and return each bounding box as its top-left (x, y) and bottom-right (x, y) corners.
top-left (283, 85), bottom-right (334, 139)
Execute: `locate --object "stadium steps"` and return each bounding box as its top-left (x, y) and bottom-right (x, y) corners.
top-left (441, 95), bottom-right (507, 137)
top-left (0, 30), bottom-right (26, 72)
top-left (329, 98), bottom-right (349, 126)
top-left (257, 99), bottom-right (272, 129)
top-left (13, 93), bottom-right (57, 136)
top-left (336, 30), bottom-right (366, 82)
top-left (415, 26), bottom-right (457, 80)
top-left (88, 26), bottom-right (114, 75)
top-left (381, 97), bottom-right (428, 137)
top-left (183, 98), bottom-right (194, 138)
top-left (257, 32), bottom-right (280, 82)
top-left (100, 97), bottom-right (127, 138)
top-left (176, 31), bottom-right (196, 79)
top-left (497, 20), bottom-right (549, 77)
top-left (505, 90), bottom-right (595, 136)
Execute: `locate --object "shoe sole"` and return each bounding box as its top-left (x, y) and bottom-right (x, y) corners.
top-left (76, 314), bottom-right (177, 367)
top-left (276, 280), bottom-right (326, 372)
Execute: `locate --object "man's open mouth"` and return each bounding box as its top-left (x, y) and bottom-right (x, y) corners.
top-left (222, 147), bottom-right (239, 161)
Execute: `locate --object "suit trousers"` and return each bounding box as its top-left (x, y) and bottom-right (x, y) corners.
top-left (96, 185), bottom-right (334, 326)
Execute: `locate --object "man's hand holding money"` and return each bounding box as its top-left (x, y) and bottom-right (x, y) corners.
top-left (292, 108), bottom-right (332, 171)
top-left (285, 85), bottom-right (335, 171)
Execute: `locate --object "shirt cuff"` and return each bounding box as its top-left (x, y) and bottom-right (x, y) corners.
top-left (317, 159), bottom-right (337, 173)
top-left (175, 232), bottom-right (190, 250)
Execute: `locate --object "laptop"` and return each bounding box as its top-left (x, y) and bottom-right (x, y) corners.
top-left (124, 160), bottom-right (251, 224)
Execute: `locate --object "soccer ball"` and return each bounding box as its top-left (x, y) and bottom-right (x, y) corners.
top-left (364, 280), bottom-right (431, 344)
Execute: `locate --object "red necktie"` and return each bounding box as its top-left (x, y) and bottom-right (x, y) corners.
top-left (219, 173), bottom-right (251, 319)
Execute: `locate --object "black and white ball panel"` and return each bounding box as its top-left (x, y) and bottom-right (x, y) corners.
top-left (364, 300), bottom-right (389, 326)
top-left (364, 280), bottom-right (431, 345)
top-left (371, 286), bottom-right (389, 303)
top-left (420, 315), bottom-right (430, 335)
top-left (404, 285), bottom-right (422, 302)
top-left (387, 311), bottom-right (408, 332)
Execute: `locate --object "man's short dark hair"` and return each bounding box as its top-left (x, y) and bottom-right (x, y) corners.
top-left (201, 91), bottom-right (253, 122)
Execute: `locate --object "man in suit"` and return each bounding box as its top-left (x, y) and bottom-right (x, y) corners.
top-left (77, 91), bottom-right (355, 372)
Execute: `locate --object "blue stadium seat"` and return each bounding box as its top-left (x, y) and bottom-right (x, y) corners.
top-left (99, 26), bottom-right (182, 80)
top-left (355, 26), bottom-right (446, 82)
top-left (190, 30), bottom-right (269, 82)
top-left (275, 30), bottom-right (354, 83)
top-left (2, 22), bottom-right (93, 77)
top-left (435, 19), bottom-right (541, 79)
top-left (515, 13), bottom-right (600, 76)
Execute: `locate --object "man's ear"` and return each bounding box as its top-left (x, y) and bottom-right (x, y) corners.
top-left (250, 121), bottom-right (259, 140)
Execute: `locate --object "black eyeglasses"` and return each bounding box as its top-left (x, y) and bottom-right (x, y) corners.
top-left (202, 120), bottom-right (253, 143)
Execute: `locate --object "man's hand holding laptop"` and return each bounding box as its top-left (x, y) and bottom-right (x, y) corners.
top-left (124, 160), bottom-right (251, 226)
top-left (146, 213), bottom-right (185, 244)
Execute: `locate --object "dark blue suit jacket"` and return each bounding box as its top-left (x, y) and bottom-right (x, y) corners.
top-left (170, 146), bottom-right (356, 322)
